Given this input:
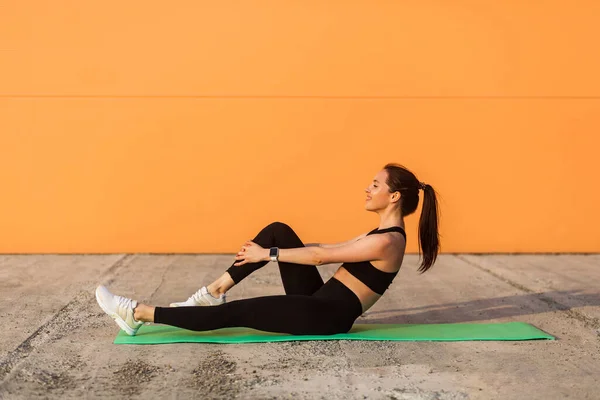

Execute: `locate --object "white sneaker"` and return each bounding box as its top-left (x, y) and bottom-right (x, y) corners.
top-left (169, 286), bottom-right (226, 307)
top-left (95, 285), bottom-right (143, 336)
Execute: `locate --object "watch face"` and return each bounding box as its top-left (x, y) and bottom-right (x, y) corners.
top-left (269, 248), bottom-right (277, 256)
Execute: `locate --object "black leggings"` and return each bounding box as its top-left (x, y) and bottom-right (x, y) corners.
top-left (154, 222), bottom-right (363, 335)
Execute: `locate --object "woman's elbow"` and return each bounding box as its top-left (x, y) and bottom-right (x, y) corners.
top-left (313, 248), bottom-right (326, 266)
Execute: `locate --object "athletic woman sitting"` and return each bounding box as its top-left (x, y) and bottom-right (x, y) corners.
top-left (96, 163), bottom-right (440, 336)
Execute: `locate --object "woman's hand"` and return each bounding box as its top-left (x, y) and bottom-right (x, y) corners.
top-left (233, 240), bottom-right (268, 266)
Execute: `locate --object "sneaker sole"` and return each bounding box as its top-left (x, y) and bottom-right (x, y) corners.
top-left (95, 287), bottom-right (138, 336)
top-left (168, 302), bottom-right (202, 307)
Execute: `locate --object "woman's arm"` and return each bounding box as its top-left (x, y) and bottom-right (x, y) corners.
top-left (265, 232), bottom-right (382, 267)
top-left (263, 233), bottom-right (367, 265)
top-left (305, 232), bottom-right (368, 248)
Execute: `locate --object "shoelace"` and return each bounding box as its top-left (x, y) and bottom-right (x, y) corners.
top-left (190, 288), bottom-right (223, 305)
top-left (115, 294), bottom-right (136, 312)
top-left (190, 288), bottom-right (207, 305)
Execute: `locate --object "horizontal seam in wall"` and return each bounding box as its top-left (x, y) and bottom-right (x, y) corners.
top-left (1, 95), bottom-right (599, 100)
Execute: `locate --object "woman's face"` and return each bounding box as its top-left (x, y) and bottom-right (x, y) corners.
top-left (364, 170), bottom-right (391, 210)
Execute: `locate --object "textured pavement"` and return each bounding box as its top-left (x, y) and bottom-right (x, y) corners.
top-left (1, 254), bottom-right (599, 399)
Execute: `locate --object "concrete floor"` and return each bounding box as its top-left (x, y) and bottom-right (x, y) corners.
top-left (0, 254), bottom-right (599, 399)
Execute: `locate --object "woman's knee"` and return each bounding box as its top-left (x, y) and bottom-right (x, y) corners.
top-left (266, 221), bottom-right (291, 232)
top-left (264, 221), bottom-right (303, 248)
top-left (267, 221), bottom-right (295, 238)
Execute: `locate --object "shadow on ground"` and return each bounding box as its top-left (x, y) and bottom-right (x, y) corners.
top-left (361, 290), bottom-right (600, 326)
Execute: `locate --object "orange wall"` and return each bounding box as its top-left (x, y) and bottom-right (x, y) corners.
top-left (1, 1), bottom-right (599, 253)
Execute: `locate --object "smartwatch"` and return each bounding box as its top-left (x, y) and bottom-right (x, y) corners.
top-left (269, 247), bottom-right (279, 262)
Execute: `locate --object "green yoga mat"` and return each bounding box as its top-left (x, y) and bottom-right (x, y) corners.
top-left (114, 322), bottom-right (554, 344)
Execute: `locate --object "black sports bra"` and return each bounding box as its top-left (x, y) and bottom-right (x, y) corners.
top-left (341, 226), bottom-right (406, 295)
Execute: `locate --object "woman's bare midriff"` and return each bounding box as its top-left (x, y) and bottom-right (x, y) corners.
top-left (332, 267), bottom-right (381, 313)
top-left (332, 240), bottom-right (405, 313)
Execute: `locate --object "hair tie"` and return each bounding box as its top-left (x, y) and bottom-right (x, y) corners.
top-left (419, 181), bottom-right (427, 190)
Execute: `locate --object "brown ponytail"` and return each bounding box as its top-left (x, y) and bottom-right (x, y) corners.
top-left (383, 163), bottom-right (441, 273)
top-left (417, 183), bottom-right (440, 273)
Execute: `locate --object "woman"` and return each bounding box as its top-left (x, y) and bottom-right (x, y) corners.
top-left (96, 163), bottom-right (440, 336)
